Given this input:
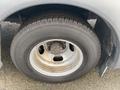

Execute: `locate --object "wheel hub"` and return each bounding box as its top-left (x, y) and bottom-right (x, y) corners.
top-left (47, 41), bottom-right (66, 55)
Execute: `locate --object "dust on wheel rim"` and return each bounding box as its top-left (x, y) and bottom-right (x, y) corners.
top-left (29, 39), bottom-right (84, 76)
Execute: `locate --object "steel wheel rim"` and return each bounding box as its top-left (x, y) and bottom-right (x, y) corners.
top-left (29, 39), bottom-right (83, 76)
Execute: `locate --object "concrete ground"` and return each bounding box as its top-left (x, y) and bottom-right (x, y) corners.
top-left (0, 22), bottom-right (120, 90)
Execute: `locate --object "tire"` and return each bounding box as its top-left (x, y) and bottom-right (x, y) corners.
top-left (10, 16), bottom-right (101, 83)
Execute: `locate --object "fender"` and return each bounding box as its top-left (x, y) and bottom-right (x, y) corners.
top-left (0, 0), bottom-right (120, 68)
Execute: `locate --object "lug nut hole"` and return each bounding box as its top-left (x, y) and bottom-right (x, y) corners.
top-left (53, 56), bottom-right (63, 61)
top-left (69, 44), bottom-right (74, 52)
top-left (39, 45), bottom-right (44, 54)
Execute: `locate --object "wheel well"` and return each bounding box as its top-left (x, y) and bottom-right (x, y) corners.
top-left (3, 4), bottom-right (119, 68)
top-left (5, 4), bottom-right (91, 23)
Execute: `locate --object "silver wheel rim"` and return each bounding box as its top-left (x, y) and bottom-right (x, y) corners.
top-left (29, 39), bottom-right (83, 76)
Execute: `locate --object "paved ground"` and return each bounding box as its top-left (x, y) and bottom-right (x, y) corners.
top-left (0, 22), bottom-right (120, 90)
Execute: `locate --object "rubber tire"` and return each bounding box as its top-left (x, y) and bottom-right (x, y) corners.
top-left (10, 18), bottom-right (101, 83)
